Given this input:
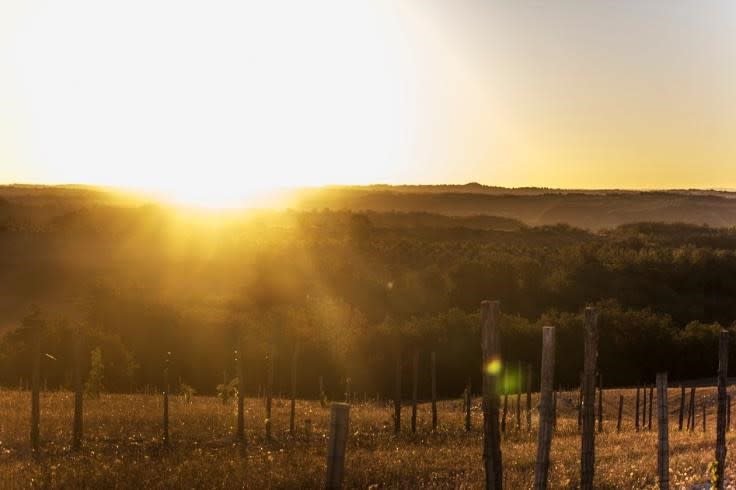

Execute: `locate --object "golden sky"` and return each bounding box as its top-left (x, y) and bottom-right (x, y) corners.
top-left (1, 1), bottom-right (735, 205)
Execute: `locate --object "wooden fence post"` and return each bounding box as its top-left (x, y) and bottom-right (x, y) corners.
top-left (325, 403), bottom-right (350, 490)
top-left (526, 363), bottom-right (533, 431)
top-left (266, 352), bottom-right (273, 441)
top-left (412, 350), bottom-right (419, 434)
top-left (727, 395), bottom-right (731, 432)
top-left (688, 387), bottom-right (696, 431)
top-left (236, 348), bottom-right (245, 442)
top-left (394, 351), bottom-right (402, 435)
top-left (702, 402), bottom-right (706, 432)
top-left (678, 385), bottom-right (685, 431)
top-left (580, 307), bottom-right (598, 490)
top-left (465, 379), bottom-right (472, 432)
top-left (72, 334), bottom-right (83, 451)
top-left (715, 330), bottom-right (728, 489)
top-left (553, 390), bottom-right (558, 430)
top-left (290, 344), bottom-right (299, 436)
top-left (656, 373), bottom-right (669, 490)
top-left (431, 351), bottom-right (437, 431)
top-left (648, 385), bottom-right (654, 431)
top-left (635, 386), bottom-right (640, 432)
top-left (163, 352), bottom-right (170, 447)
top-left (30, 323), bottom-right (41, 455)
top-left (533, 326), bottom-right (555, 490)
top-left (516, 361), bottom-right (522, 431)
top-left (642, 384), bottom-right (647, 431)
top-left (501, 371), bottom-right (508, 433)
top-left (481, 300), bottom-right (503, 489)
top-left (597, 374), bottom-right (603, 433)
top-left (616, 395), bottom-right (623, 432)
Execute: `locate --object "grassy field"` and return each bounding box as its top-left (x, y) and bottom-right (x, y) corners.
top-left (0, 387), bottom-right (735, 488)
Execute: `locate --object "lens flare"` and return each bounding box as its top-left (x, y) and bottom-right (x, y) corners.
top-left (485, 357), bottom-right (502, 376)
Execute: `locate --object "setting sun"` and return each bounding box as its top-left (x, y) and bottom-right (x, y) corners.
top-left (3, 0), bottom-right (418, 206)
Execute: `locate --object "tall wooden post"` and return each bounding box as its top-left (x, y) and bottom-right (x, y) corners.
top-left (325, 403), bottom-right (350, 490)
top-left (394, 352), bottom-right (401, 435)
top-left (533, 326), bottom-right (555, 490)
top-left (642, 385), bottom-right (647, 431)
top-left (678, 385), bottom-right (685, 431)
top-left (580, 307), bottom-right (598, 490)
top-left (616, 395), bottom-right (623, 432)
top-left (635, 386), bottom-right (640, 432)
top-left (163, 352), bottom-right (170, 447)
top-left (688, 387), bottom-right (696, 431)
top-left (715, 330), bottom-right (728, 489)
top-left (516, 360), bottom-right (522, 431)
top-left (290, 344), bottom-right (299, 436)
top-left (236, 348), bottom-right (245, 442)
top-left (526, 363), bottom-right (533, 431)
top-left (30, 323), bottom-right (41, 455)
top-left (501, 368), bottom-right (508, 433)
top-left (465, 378), bottom-right (472, 432)
top-left (72, 335), bottom-right (83, 451)
top-left (481, 300), bottom-right (503, 490)
top-left (728, 395), bottom-right (731, 432)
top-left (703, 403), bottom-right (706, 432)
top-left (648, 385), bottom-right (654, 431)
top-left (431, 351), bottom-right (437, 431)
top-left (656, 373), bottom-right (669, 490)
top-left (553, 390), bottom-right (558, 430)
top-left (266, 352), bottom-right (273, 441)
top-left (411, 350), bottom-right (419, 434)
top-left (596, 373), bottom-right (603, 433)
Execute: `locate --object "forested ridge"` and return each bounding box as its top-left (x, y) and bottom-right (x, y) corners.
top-left (1, 185), bottom-right (736, 398)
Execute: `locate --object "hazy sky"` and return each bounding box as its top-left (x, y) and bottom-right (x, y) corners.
top-left (1, 1), bottom-right (735, 204)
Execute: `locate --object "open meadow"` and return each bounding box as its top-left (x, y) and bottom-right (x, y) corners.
top-left (1, 386), bottom-right (736, 488)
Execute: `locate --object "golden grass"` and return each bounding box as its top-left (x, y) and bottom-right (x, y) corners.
top-left (0, 386), bottom-right (734, 488)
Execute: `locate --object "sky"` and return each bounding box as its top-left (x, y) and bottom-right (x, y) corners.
top-left (1, 1), bottom-right (735, 205)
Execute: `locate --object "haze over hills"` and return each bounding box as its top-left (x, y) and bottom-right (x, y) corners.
top-left (4, 183), bottom-right (736, 231)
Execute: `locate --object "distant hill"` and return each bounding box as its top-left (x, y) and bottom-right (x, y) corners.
top-left (291, 185), bottom-right (736, 230)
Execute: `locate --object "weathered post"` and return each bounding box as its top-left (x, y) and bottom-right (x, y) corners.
top-left (580, 307), bottom-right (598, 490)
top-left (656, 373), bottom-right (669, 490)
top-left (688, 387), bottom-right (696, 431)
top-left (553, 390), bottom-right (558, 430)
top-left (728, 395), bottom-right (731, 431)
top-left (616, 394), bottom-right (623, 432)
top-left (516, 360), bottom-right (522, 431)
top-left (411, 350), bottom-right (419, 434)
top-left (72, 334), bottom-right (83, 451)
top-left (290, 344), bottom-right (299, 436)
top-left (163, 352), bottom-right (170, 447)
top-left (235, 348), bottom-right (245, 442)
top-left (715, 330), bottom-right (728, 489)
top-left (394, 351), bottom-right (402, 435)
top-left (465, 378), bottom-right (472, 432)
top-left (431, 351), bottom-right (437, 431)
top-left (481, 300), bottom-right (503, 489)
top-left (702, 402), bottom-right (706, 432)
top-left (648, 385), bottom-right (654, 431)
top-left (597, 373), bottom-right (603, 433)
top-left (526, 363), bottom-right (533, 431)
top-left (642, 384), bottom-right (647, 431)
top-left (635, 386), bottom-right (640, 432)
top-left (678, 385), bottom-right (685, 431)
top-left (501, 371), bottom-right (508, 433)
top-left (266, 352), bottom-right (274, 440)
top-left (325, 403), bottom-right (350, 490)
top-left (533, 326), bottom-right (555, 490)
top-left (30, 321), bottom-right (41, 455)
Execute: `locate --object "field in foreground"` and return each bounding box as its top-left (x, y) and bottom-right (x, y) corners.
top-left (1, 387), bottom-right (736, 488)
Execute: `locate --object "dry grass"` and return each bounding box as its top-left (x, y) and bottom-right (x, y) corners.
top-left (1, 386), bottom-right (735, 488)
